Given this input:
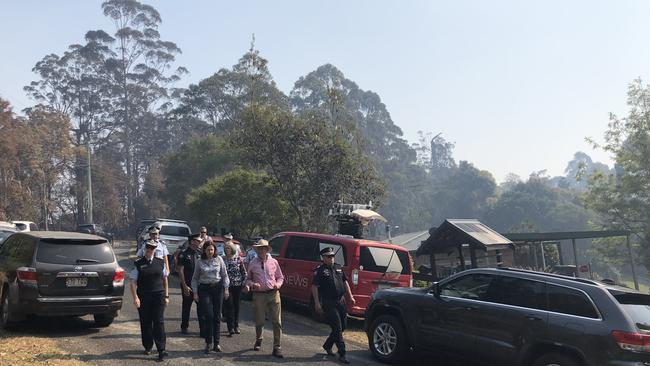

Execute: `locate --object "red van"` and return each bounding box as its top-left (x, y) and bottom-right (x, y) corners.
top-left (268, 232), bottom-right (412, 317)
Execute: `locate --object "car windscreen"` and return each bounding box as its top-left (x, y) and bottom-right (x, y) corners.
top-left (611, 291), bottom-right (650, 331)
top-left (36, 239), bottom-right (115, 265)
top-left (160, 225), bottom-right (189, 237)
top-left (359, 246), bottom-right (410, 275)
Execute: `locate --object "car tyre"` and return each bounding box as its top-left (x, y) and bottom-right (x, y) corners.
top-left (1, 288), bottom-right (18, 330)
top-left (93, 314), bottom-right (115, 328)
top-left (532, 353), bottom-right (580, 366)
top-left (368, 314), bottom-right (408, 364)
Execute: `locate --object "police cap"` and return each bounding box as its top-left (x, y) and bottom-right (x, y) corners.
top-left (320, 247), bottom-right (335, 257)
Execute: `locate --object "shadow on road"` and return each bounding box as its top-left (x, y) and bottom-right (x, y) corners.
top-left (3, 315), bottom-right (101, 338)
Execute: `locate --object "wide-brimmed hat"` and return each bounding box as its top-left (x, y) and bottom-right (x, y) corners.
top-left (253, 239), bottom-right (270, 248)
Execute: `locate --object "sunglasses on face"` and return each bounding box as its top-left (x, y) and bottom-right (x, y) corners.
top-left (201, 231), bottom-right (207, 234)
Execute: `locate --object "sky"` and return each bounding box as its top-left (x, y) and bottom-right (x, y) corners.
top-left (2, 0), bottom-right (649, 182)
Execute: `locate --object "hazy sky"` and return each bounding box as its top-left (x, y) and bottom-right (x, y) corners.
top-left (2, 0), bottom-right (649, 182)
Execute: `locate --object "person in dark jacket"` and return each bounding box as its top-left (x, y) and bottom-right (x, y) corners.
top-left (311, 247), bottom-right (355, 364)
top-left (129, 240), bottom-right (170, 362)
top-left (177, 233), bottom-right (204, 335)
top-left (192, 241), bottom-right (230, 354)
top-left (222, 242), bottom-right (246, 336)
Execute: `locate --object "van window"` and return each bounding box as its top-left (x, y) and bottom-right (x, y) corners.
top-left (36, 239), bottom-right (114, 265)
top-left (359, 246), bottom-right (410, 275)
top-left (269, 236), bottom-right (284, 257)
top-left (285, 236), bottom-right (319, 261)
top-left (318, 242), bottom-right (346, 266)
top-left (29, 224), bottom-right (38, 231)
top-left (547, 284), bottom-right (599, 319)
top-left (160, 225), bottom-right (190, 237)
top-left (486, 276), bottom-right (546, 310)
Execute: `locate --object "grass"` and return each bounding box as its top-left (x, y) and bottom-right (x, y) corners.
top-left (620, 280), bottom-right (650, 294)
top-left (0, 329), bottom-right (86, 366)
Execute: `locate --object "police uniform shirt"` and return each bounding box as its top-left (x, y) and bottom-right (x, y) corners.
top-left (136, 239), bottom-right (170, 259)
top-left (129, 256), bottom-right (169, 293)
top-left (177, 246), bottom-right (199, 286)
top-left (313, 263), bottom-right (347, 300)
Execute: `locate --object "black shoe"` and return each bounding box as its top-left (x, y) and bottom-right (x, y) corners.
top-left (339, 354), bottom-right (350, 364)
top-left (143, 349), bottom-right (152, 355)
top-left (181, 327), bottom-right (188, 335)
top-left (323, 346), bottom-right (335, 356)
top-left (157, 351), bottom-right (168, 362)
top-left (234, 327), bottom-right (240, 334)
top-left (228, 329), bottom-right (234, 337)
top-left (204, 343), bottom-right (211, 354)
top-left (213, 344), bottom-right (222, 353)
top-left (253, 339), bottom-right (262, 351)
top-left (272, 348), bottom-right (284, 358)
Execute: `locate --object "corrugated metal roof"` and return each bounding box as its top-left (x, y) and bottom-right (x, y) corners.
top-left (447, 219), bottom-right (512, 246)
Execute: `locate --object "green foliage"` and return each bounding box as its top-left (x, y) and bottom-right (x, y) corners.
top-left (186, 169), bottom-right (295, 238)
top-left (584, 78), bottom-right (650, 270)
top-left (162, 135), bottom-right (242, 219)
top-left (235, 104), bottom-right (386, 231)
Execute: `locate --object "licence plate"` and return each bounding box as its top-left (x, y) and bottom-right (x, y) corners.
top-left (66, 278), bottom-right (88, 287)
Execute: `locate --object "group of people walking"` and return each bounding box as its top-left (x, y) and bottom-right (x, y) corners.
top-left (129, 225), bottom-right (353, 364)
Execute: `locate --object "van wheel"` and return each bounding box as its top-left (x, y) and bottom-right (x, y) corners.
top-left (93, 314), bottom-right (115, 328)
top-left (368, 315), bottom-right (408, 364)
top-left (532, 353), bottom-right (580, 366)
top-left (1, 288), bottom-right (18, 330)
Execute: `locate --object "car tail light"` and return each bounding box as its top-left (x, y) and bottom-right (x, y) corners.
top-left (612, 330), bottom-right (650, 353)
top-left (113, 267), bottom-right (125, 286)
top-left (409, 278), bottom-right (413, 288)
top-left (17, 267), bottom-right (37, 286)
top-left (352, 269), bottom-right (359, 286)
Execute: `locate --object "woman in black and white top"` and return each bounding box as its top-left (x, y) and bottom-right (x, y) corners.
top-left (192, 241), bottom-right (230, 354)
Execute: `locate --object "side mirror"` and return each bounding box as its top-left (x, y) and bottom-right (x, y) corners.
top-left (429, 282), bottom-right (440, 297)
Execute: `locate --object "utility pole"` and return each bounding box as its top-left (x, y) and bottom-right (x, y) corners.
top-left (87, 143), bottom-right (93, 224)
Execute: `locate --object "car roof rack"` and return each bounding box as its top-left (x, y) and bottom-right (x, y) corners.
top-left (495, 267), bottom-right (602, 286)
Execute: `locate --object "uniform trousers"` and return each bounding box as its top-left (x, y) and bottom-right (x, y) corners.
top-left (181, 285), bottom-right (204, 336)
top-left (137, 291), bottom-right (166, 352)
top-left (198, 283), bottom-right (224, 345)
top-left (322, 297), bottom-right (347, 355)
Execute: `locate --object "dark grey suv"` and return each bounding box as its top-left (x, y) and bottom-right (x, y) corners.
top-left (365, 268), bottom-right (650, 366)
top-left (0, 232), bottom-right (125, 329)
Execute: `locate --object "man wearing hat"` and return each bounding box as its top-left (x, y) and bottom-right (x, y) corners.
top-left (244, 239), bottom-right (285, 358)
top-left (137, 226), bottom-right (170, 274)
top-left (311, 247), bottom-right (355, 364)
top-left (176, 233), bottom-right (204, 335)
top-left (129, 239), bottom-right (170, 361)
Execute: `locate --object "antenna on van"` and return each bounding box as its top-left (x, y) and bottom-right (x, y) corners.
top-left (329, 201), bottom-right (385, 239)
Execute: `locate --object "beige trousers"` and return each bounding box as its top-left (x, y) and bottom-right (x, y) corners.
top-left (252, 290), bottom-right (282, 350)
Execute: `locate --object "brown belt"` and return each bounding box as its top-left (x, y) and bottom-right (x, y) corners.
top-left (254, 288), bottom-right (278, 294)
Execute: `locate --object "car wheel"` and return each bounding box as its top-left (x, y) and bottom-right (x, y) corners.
top-left (1, 288), bottom-right (17, 330)
top-left (93, 314), bottom-right (115, 328)
top-left (368, 314), bottom-right (408, 364)
top-left (532, 353), bottom-right (580, 366)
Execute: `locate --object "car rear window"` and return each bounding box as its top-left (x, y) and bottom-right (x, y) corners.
top-left (160, 225), bottom-right (190, 236)
top-left (547, 284), bottom-right (599, 319)
top-left (36, 239), bottom-right (115, 265)
top-left (14, 223), bottom-right (27, 231)
top-left (611, 292), bottom-right (650, 331)
top-left (360, 246), bottom-right (410, 275)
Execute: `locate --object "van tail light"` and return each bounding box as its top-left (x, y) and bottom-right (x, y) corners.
top-left (352, 269), bottom-right (359, 286)
top-left (409, 278), bottom-right (413, 288)
top-left (113, 267), bottom-right (125, 286)
top-left (612, 330), bottom-right (650, 353)
top-left (17, 267), bottom-right (38, 286)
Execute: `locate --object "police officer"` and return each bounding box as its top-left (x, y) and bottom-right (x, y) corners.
top-left (311, 247), bottom-right (355, 364)
top-left (177, 233), bottom-right (204, 335)
top-left (129, 239), bottom-right (170, 362)
top-left (137, 226), bottom-right (170, 275)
